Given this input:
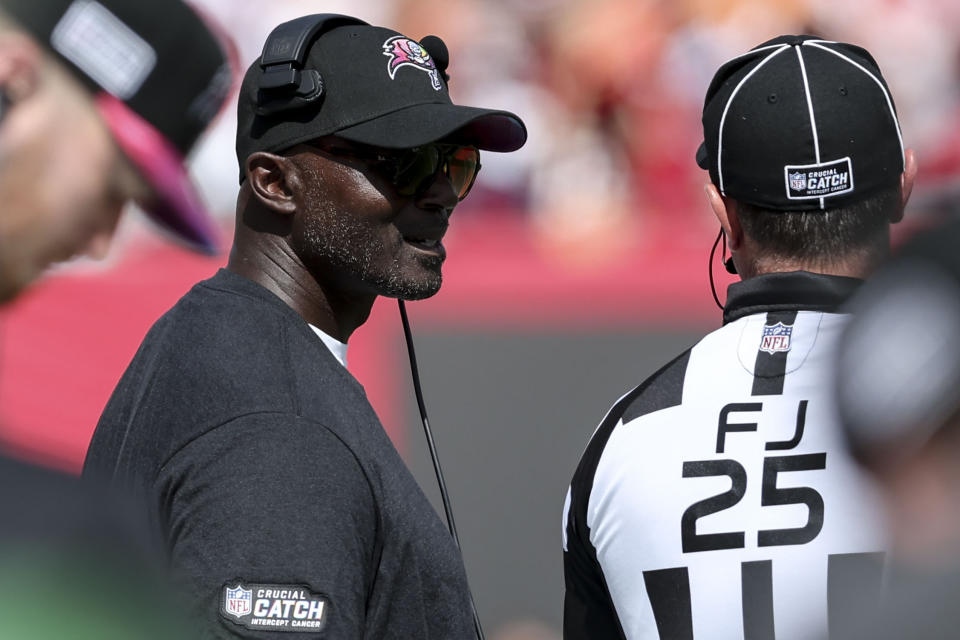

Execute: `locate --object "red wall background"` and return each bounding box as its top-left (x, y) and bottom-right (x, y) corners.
top-left (0, 215), bottom-right (732, 472)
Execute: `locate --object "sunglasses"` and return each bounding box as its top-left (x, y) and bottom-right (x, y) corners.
top-left (309, 141), bottom-right (482, 201)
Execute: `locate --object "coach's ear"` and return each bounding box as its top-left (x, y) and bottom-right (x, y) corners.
top-left (245, 152), bottom-right (298, 215)
top-left (895, 148), bottom-right (918, 223)
top-left (705, 183), bottom-right (743, 251)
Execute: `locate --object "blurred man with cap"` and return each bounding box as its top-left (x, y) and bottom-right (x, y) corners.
top-left (0, 0), bottom-right (233, 637)
top-left (830, 217), bottom-right (960, 639)
top-left (0, 0), bottom-right (231, 302)
top-left (563, 35), bottom-right (915, 639)
top-left (84, 13), bottom-right (526, 639)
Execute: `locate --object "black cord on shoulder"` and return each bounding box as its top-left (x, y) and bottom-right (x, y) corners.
top-left (709, 227), bottom-right (726, 310)
top-left (397, 299), bottom-right (486, 640)
top-left (398, 299), bottom-right (461, 545)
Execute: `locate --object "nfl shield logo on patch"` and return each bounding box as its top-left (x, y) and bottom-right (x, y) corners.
top-left (760, 322), bottom-right (793, 354)
top-left (224, 584), bottom-right (252, 618)
top-left (789, 172), bottom-right (806, 191)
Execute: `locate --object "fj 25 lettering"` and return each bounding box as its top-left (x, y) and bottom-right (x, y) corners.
top-left (681, 401), bottom-right (826, 553)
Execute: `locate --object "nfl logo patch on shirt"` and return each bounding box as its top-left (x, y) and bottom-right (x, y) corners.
top-left (784, 157), bottom-right (854, 200)
top-left (760, 322), bottom-right (793, 354)
top-left (224, 584), bottom-right (252, 618)
top-left (220, 581), bottom-right (329, 633)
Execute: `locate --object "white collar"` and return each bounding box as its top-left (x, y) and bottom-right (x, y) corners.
top-left (308, 324), bottom-right (349, 368)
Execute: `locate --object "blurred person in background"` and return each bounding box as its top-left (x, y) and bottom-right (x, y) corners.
top-left (563, 35), bottom-right (915, 639)
top-left (529, 0), bottom-right (667, 263)
top-left (0, 0), bottom-right (233, 636)
top-left (84, 13), bottom-right (526, 639)
top-left (0, 0), bottom-right (232, 301)
top-left (833, 216), bottom-right (960, 639)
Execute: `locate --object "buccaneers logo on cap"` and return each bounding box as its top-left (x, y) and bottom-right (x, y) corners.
top-left (382, 36), bottom-right (442, 91)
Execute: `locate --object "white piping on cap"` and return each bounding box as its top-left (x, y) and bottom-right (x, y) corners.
top-left (716, 44), bottom-right (790, 194)
top-left (803, 40), bottom-right (905, 169)
top-left (794, 45), bottom-right (825, 209)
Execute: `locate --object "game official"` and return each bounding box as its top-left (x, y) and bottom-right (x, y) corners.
top-left (84, 14), bottom-right (526, 639)
top-left (563, 35), bottom-right (915, 639)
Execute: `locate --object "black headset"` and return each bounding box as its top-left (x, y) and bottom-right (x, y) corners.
top-left (725, 255), bottom-right (737, 275)
top-left (255, 14), bottom-right (368, 117)
top-left (709, 227), bottom-right (738, 310)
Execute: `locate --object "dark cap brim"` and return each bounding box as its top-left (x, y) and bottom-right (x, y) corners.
top-left (333, 103), bottom-right (527, 152)
top-left (96, 93), bottom-right (219, 254)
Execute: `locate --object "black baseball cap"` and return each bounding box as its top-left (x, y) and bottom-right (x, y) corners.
top-left (1, 0), bottom-right (233, 252)
top-left (696, 35), bottom-right (904, 211)
top-left (236, 15), bottom-right (527, 184)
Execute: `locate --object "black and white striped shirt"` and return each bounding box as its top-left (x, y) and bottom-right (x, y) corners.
top-left (563, 271), bottom-right (886, 639)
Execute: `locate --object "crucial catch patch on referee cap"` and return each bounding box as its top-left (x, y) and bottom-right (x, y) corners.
top-left (220, 581), bottom-right (328, 633)
top-left (785, 157), bottom-right (854, 201)
top-left (697, 36), bottom-right (903, 211)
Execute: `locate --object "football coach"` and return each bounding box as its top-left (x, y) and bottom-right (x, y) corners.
top-left (84, 13), bottom-right (527, 639)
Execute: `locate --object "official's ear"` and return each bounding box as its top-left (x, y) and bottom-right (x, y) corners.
top-left (705, 183), bottom-right (744, 251)
top-left (895, 148), bottom-right (918, 223)
top-left (245, 152), bottom-right (299, 215)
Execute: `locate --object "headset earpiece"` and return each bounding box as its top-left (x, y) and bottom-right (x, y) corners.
top-left (721, 229), bottom-right (737, 274)
top-left (710, 227), bottom-right (739, 309)
top-left (419, 35), bottom-right (450, 82)
top-left (255, 14), bottom-right (368, 117)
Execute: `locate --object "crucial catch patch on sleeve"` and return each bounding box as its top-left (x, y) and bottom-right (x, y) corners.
top-left (220, 581), bottom-right (329, 633)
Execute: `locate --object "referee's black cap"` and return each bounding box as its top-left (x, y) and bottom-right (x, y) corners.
top-left (235, 15), bottom-right (527, 184)
top-left (0, 0), bottom-right (234, 253)
top-left (696, 35), bottom-right (904, 212)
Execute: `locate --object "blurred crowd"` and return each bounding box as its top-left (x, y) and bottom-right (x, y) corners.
top-left (182, 0), bottom-right (960, 262)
